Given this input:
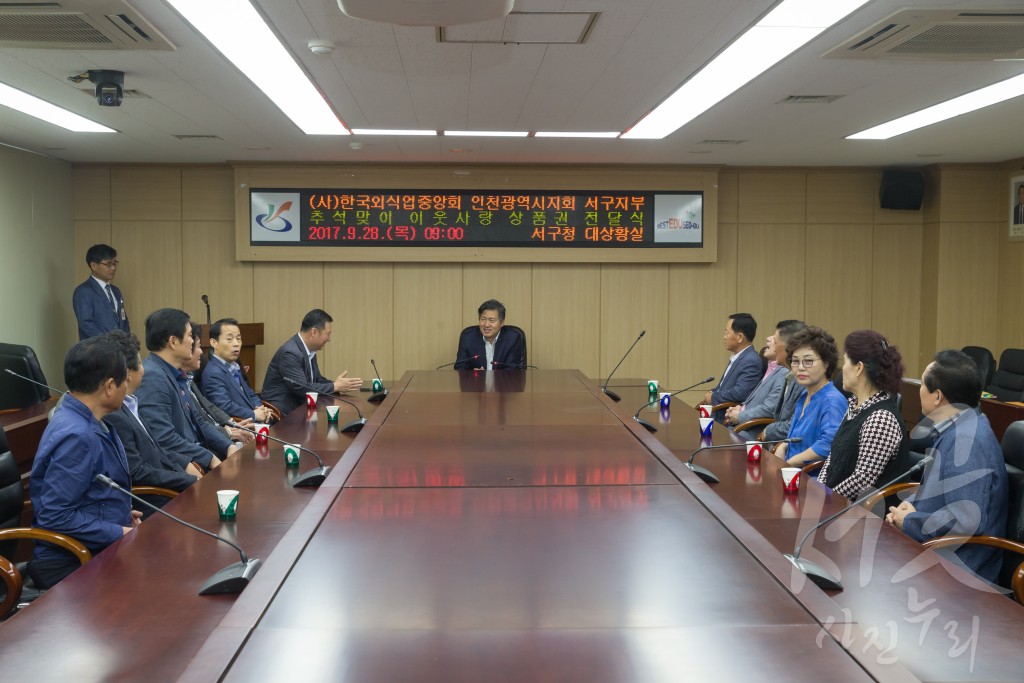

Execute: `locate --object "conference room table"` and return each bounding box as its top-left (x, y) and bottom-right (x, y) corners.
top-left (0, 370), bottom-right (1020, 681)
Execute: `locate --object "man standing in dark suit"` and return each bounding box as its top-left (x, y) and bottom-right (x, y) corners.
top-left (261, 309), bottom-right (362, 417)
top-left (703, 312), bottom-right (763, 421)
top-left (72, 244), bottom-right (130, 340)
top-left (454, 299), bottom-right (526, 370)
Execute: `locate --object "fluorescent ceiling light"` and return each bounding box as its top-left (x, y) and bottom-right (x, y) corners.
top-left (847, 72), bottom-right (1024, 140)
top-left (623, 0), bottom-right (870, 139)
top-left (0, 82), bottom-right (115, 133)
top-left (445, 130), bottom-right (529, 137)
top-left (165, 0), bottom-right (348, 135)
top-left (534, 131), bottom-right (620, 138)
top-left (351, 129), bottom-right (436, 136)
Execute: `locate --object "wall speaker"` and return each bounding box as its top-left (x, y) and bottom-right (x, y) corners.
top-left (880, 170), bottom-right (924, 211)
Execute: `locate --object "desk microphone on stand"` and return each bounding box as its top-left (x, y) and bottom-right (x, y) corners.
top-left (3, 368), bottom-right (66, 396)
top-left (283, 376), bottom-right (366, 433)
top-left (368, 358), bottom-right (388, 403)
top-left (223, 420), bottom-right (331, 487)
top-left (94, 474), bottom-right (261, 595)
top-left (602, 330), bottom-right (645, 402)
top-left (201, 294), bottom-right (211, 326)
top-left (685, 437), bottom-right (801, 483)
top-left (436, 354), bottom-right (479, 370)
top-left (783, 455), bottom-right (933, 591)
top-left (630, 376), bottom-right (714, 433)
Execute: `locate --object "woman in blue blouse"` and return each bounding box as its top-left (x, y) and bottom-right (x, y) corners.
top-left (774, 326), bottom-right (848, 468)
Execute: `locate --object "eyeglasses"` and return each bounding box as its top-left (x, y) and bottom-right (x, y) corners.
top-left (97, 260), bottom-right (119, 267)
top-left (790, 356), bottom-right (820, 369)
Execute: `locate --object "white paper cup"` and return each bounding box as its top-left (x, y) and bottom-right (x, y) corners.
top-left (217, 489), bottom-right (239, 519)
top-left (254, 423), bottom-right (269, 443)
top-left (698, 416), bottom-right (714, 437)
top-left (325, 405), bottom-right (340, 422)
top-left (306, 391), bottom-right (319, 408)
top-left (781, 467), bottom-right (802, 494)
top-left (659, 392), bottom-right (671, 408)
top-left (698, 404), bottom-right (712, 418)
top-left (284, 443), bottom-right (301, 468)
top-left (647, 379), bottom-right (659, 394)
top-left (746, 441), bottom-right (763, 462)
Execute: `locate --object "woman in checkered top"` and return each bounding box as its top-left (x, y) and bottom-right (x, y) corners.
top-left (819, 330), bottom-right (909, 499)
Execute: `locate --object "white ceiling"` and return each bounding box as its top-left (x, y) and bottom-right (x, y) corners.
top-left (2, 0), bottom-right (1024, 167)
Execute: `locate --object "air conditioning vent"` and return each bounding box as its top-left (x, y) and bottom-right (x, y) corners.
top-left (173, 134), bottom-right (223, 141)
top-left (698, 139), bottom-right (746, 145)
top-left (0, 0), bottom-right (174, 50)
top-left (779, 95), bottom-right (844, 104)
top-left (826, 9), bottom-right (1024, 60)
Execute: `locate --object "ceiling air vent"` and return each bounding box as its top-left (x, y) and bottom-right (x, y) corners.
top-left (779, 95), bottom-right (844, 104)
top-left (698, 139), bottom-right (746, 145)
top-left (173, 135), bottom-right (223, 141)
top-left (826, 9), bottom-right (1024, 60)
top-left (0, 0), bottom-right (174, 50)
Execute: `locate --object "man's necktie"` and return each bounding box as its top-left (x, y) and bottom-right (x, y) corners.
top-left (105, 285), bottom-right (117, 314)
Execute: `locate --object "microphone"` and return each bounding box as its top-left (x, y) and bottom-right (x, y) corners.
top-left (685, 437), bottom-right (802, 484)
top-left (491, 361), bottom-right (538, 370)
top-left (201, 294), bottom-right (211, 326)
top-left (784, 455), bottom-right (934, 591)
top-left (631, 376), bottom-right (714, 433)
top-left (368, 358), bottom-right (388, 403)
top-left (282, 375), bottom-right (365, 434)
top-left (223, 420), bottom-right (331, 487)
top-left (602, 330), bottom-right (645, 402)
top-left (3, 368), bottom-right (65, 397)
top-left (94, 473), bottom-right (261, 595)
top-left (436, 354), bottom-right (479, 370)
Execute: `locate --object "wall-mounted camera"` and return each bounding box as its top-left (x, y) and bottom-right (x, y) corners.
top-left (87, 70), bottom-right (124, 107)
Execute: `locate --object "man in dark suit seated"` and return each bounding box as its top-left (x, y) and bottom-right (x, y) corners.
top-left (184, 323), bottom-right (252, 445)
top-left (454, 299), bottom-right (525, 370)
top-left (201, 318), bottom-right (272, 423)
top-left (702, 312), bottom-right (763, 421)
top-left (102, 331), bottom-right (199, 512)
top-left (261, 309), bottom-right (362, 417)
top-left (134, 308), bottom-right (235, 473)
top-left (72, 243), bottom-right (131, 340)
top-left (28, 335), bottom-right (141, 588)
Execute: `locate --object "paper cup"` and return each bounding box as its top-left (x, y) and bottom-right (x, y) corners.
top-left (372, 379), bottom-right (383, 393)
top-left (746, 441), bottom-right (763, 463)
top-left (217, 490), bottom-right (239, 520)
top-left (255, 423), bottom-right (269, 444)
top-left (284, 443), bottom-right (301, 468)
top-left (781, 467), bottom-right (801, 494)
top-left (698, 416), bottom-right (714, 437)
top-left (647, 379), bottom-right (659, 394)
top-left (306, 391), bottom-right (319, 408)
top-left (659, 392), bottom-right (671, 408)
top-left (698, 404), bottom-right (712, 418)
top-left (325, 405), bottom-right (340, 422)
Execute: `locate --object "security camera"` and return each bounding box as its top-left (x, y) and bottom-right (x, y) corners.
top-left (87, 70), bottom-right (124, 107)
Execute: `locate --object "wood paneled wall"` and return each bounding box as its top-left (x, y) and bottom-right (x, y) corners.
top-left (71, 163), bottom-right (1016, 392)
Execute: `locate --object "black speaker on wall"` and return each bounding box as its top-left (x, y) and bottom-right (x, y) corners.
top-left (880, 170), bottom-right (924, 210)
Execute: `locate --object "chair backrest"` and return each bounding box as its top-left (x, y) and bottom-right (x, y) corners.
top-left (830, 368), bottom-right (852, 399)
top-left (0, 428), bottom-right (24, 560)
top-left (0, 342), bottom-right (49, 411)
top-left (988, 348), bottom-right (1024, 403)
top-left (503, 325), bottom-right (527, 366)
top-left (961, 346), bottom-right (996, 388)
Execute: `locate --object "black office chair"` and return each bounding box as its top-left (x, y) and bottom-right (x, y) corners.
top-left (961, 346), bottom-right (996, 389)
top-left (831, 368), bottom-right (852, 399)
top-left (987, 349), bottom-right (1024, 403)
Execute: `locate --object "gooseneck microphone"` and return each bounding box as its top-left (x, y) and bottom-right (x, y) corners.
top-left (368, 358), bottom-right (388, 403)
top-left (784, 455), bottom-right (934, 591)
top-left (631, 376), bottom-right (715, 433)
top-left (201, 294), bottom-right (211, 326)
top-left (491, 361), bottom-right (538, 369)
top-left (3, 368), bottom-right (66, 396)
top-left (223, 420), bottom-right (331, 487)
top-left (94, 473), bottom-right (261, 595)
top-left (282, 375), bottom-right (366, 433)
top-left (602, 330), bottom-right (645, 402)
top-left (685, 437), bottom-right (801, 483)
top-left (437, 354), bottom-right (479, 370)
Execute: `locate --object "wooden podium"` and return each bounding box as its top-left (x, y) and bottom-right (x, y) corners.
top-left (198, 322), bottom-right (264, 390)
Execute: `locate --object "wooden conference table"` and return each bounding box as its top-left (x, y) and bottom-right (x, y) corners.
top-left (0, 371), bottom-right (1020, 681)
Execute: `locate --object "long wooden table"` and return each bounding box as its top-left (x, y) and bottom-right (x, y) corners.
top-left (1, 371), bottom-right (1019, 680)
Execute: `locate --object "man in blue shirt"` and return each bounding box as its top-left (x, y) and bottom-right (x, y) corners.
top-left (887, 349), bottom-right (1008, 583)
top-left (28, 335), bottom-right (141, 588)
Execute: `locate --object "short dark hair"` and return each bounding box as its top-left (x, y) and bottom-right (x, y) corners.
top-left (209, 318), bottom-right (239, 340)
top-left (85, 244), bottom-right (117, 265)
top-left (103, 330), bottom-right (141, 371)
top-left (145, 308), bottom-right (191, 352)
top-left (300, 309), bottom-right (333, 332)
top-left (64, 335), bottom-right (127, 393)
top-left (728, 313), bottom-right (756, 343)
top-left (843, 329), bottom-right (904, 395)
top-left (775, 319), bottom-right (807, 346)
top-left (190, 322), bottom-right (203, 352)
top-left (479, 299), bottom-right (506, 321)
top-left (924, 349), bottom-right (982, 408)
top-left (786, 326), bottom-right (840, 377)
